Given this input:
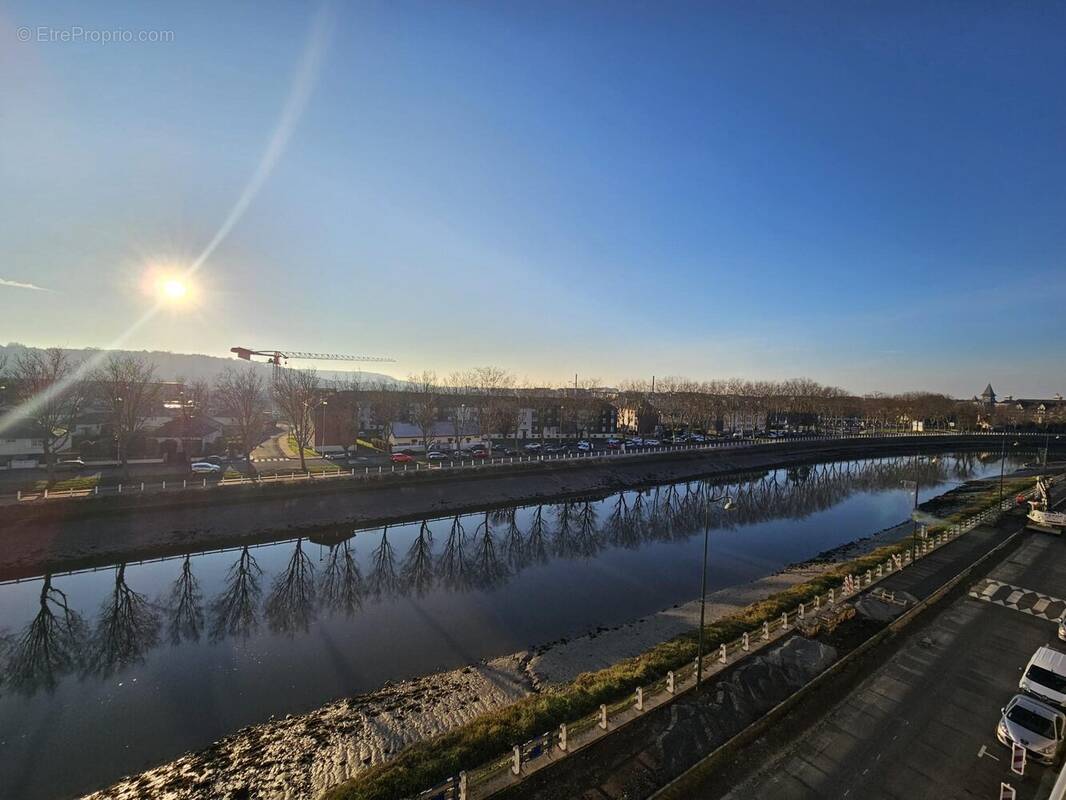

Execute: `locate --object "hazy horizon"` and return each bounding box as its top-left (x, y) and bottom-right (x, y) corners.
top-left (3, 2), bottom-right (1064, 397)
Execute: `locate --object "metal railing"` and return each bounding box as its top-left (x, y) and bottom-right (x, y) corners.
top-left (3, 431), bottom-right (1045, 506)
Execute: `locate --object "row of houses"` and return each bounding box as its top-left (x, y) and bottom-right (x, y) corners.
top-left (0, 381), bottom-right (230, 468)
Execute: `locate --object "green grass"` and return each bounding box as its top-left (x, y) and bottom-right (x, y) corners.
top-left (287, 434), bottom-right (320, 459)
top-left (322, 477), bottom-right (1035, 800)
top-left (29, 475), bottom-right (101, 493)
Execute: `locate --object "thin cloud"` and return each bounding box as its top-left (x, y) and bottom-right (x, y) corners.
top-left (0, 278), bottom-right (52, 292)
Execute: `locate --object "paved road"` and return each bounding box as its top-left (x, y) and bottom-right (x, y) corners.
top-left (712, 530), bottom-right (1066, 800)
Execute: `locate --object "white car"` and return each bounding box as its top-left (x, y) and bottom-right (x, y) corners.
top-left (1020, 646), bottom-right (1066, 708)
top-left (524, 443), bottom-right (542, 451)
top-left (427, 452), bottom-right (449, 461)
top-left (190, 462), bottom-right (222, 474)
top-left (997, 694), bottom-right (1066, 765)
top-left (1060, 616), bottom-right (1066, 643)
top-left (643, 438), bottom-right (661, 446)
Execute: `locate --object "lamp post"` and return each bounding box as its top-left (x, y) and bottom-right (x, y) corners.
top-left (999, 439), bottom-right (1019, 506)
top-left (696, 489), bottom-right (734, 688)
top-left (319, 399), bottom-right (328, 451)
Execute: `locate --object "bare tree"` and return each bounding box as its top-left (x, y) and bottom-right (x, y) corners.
top-left (165, 556), bottom-right (204, 644)
top-left (265, 539), bottom-right (317, 635)
top-left (369, 380), bottom-right (403, 453)
top-left (215, 366), bottom-right (270, 464)
top-left (12, 348), bottom-right (86, 477)
top-left (210, 547), bottom-right (263, 641)
top-left (272, 366), bottom-right (318, 471)
top-left (407, 370), bottom-right (439, 453)
top-left (334, 374), bottom-right (365, 457)
top-left (93, 354), bottom-right (161, 477)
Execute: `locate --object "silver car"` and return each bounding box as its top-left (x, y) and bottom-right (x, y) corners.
top-left (997, 694), bottom-right (1066, 765)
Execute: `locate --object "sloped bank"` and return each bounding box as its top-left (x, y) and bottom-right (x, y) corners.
top-left (0, 436), bottom-right (1012, 582)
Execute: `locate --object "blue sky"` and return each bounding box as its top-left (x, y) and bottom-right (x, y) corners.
top-left (1, 1), bottom-right (1064, 396)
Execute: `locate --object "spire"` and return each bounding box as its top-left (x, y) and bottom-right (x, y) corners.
top-left (981, 383), bottom-right (995, 398)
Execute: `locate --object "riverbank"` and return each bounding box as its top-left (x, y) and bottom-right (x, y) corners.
top-left (0, 436), bottom-right (1021, 582)
top-left (80, 477), bottom-right (995, 800)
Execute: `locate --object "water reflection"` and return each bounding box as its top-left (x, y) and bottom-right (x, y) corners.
top-left (0, 453), bottom-right (1010, 699)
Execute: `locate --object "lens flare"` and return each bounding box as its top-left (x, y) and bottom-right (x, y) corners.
top-left (163, 279), bottom-right (187, 299)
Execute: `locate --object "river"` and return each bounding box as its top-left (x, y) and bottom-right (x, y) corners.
top-left (0, 450), bottom-right (1029, 799)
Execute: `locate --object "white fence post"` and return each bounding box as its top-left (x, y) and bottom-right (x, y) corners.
top-left (781, 612), bottom-right (788, 628)
top-left (512, 744), bottom-right (521, 775)
top-left (599, 704), bottom-right (608, 730)
top-left (743, 632), bottom-right (750, 651)
top-left (667, 671), bottom-right (675, 694)
top-left (635, 686), bottom-right (644, 711)
top-left (459, 771), bottom-right (468, 800)
top-left (763, 621), bottom-right (770, 640)
top-left (719, 643), bottom-right (727, 664)
top-left (558, 723), bottom-right (568, 752)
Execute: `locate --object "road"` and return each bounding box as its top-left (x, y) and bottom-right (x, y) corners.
top-left (707, 530), bottom-right (1066, 800)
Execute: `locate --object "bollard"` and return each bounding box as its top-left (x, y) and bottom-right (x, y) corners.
top-left (865, 570), bottom-right (872, 585)
top-left (799, 602), bottom-right (805, 619)
top-left (512, 744), bottom-right (521, 775)
top-left (599, 704), bottom-right (608, 730)
top-left (828, 588), bottom-right (835, 604)
top-left (763, 621), bottom-right (770, 640)
top-left (743, 632), bottom-right (750, 651)
top-left (558, 723), bottom-right (568, 752)
top-left (17, 490), bottom-right (21, 501)
top-left (781, 612), bottom-right (788, 628)
top-left (118, 483), bottom-right (123, 493)
top-left (667, 671), bottom-right (675, 694)
top-left (140, 482), bottom-right (144, 492)
top-left (183, 479), bottom-right (187, 489)
top-left (162, 480), bottom-right (166, 490)
top-left (203, 478), bottom-right (207, 487)
top-left (94, 486), bottom-right (99, 495)
top-left (814, 595), bottom-right (820, 610)
top-left (719, 643), bottom-right (727, 664)
top-left (44, 488), bottom-right (49, 499)
top-left (635, 686), bottom-right (644, 711)
top-left (459, 771), bottom-right (469, 800)
top-left (877, 564), bottom-right (882, 578)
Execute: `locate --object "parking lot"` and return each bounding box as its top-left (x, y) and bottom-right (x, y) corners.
top-left (716, 530), bottom-right (1066, 800)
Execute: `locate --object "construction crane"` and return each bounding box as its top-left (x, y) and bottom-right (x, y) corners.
top-left (230, 346), bottom-right (395, 376)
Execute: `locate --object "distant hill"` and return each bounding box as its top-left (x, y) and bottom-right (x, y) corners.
top-left (0, 343), bottom-right (403, 387)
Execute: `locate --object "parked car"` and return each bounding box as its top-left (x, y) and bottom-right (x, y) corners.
top-left (190, 462), bottom-right (222, 474)
top-left (643, 438), bottom-right (661, 446)
top-left (391, 453), bottom-right (415, 464)
top-left (1060, 616), bottom-right (1066, 643)
top-left (471, 449), bottom-right (489, 458)
top-left (1020, 646), bottom-right (1066, 708)
top-left (56, 458), bottom-right (86, 469)
top-left (997, 694), bottom-right (1066, 764)
top-left (576, 441), bottom-right (592, 451)
top-left (323, 452), bottom-right (349, 461)
top-left (347, 456), bottom-right (370, 464)
top-left (204, 455), bottom-right (229, 465)
top-left (524, 443), bottom-right (542, 451)
top-left (605, 439), bottom-right (622, 449)
top-left (427, 451), bottom-right (449, 461)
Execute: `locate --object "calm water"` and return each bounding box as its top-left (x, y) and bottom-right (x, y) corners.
top-left (0, 451), bottom-right (1026, 799)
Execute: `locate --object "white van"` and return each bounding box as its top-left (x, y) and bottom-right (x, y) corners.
top-left (1020, 646), bottom-right (1066, 708)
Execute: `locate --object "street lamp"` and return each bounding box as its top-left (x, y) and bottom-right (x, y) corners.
top-left (903, 455), bottom-right (938, 563)
top-left (696, 490), bottom-right (735, 688)
top-left (319, 399), bottom-right (328, 450)
top-left (999, 438), bottom-right (1019, 506)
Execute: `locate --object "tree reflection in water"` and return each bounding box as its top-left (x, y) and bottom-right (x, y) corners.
top-left (320, 540), bottom-right (364, 616)
top-left (400, 521), bottom-right (435, 596)
top-left (86, 564), bottom-right (161, 678)
top-left (6, 574), bottom-right (86, 693)
top-left (266, 538), bottom-right (317, 635)
top-left (438, 515), bottom-right (470, 589)
top-left (166, 555), bottom-right (204, 644)
top-left (210, 546), bottom-right (263, 641)
top-left (368, 528), bottom-right (400, 598)
top-left (470, 512), bottom-right (507, 588)
top-left (1, 454), bottom-right (1004, 698)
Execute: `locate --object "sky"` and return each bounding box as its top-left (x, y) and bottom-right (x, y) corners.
top-left (1, 1), bottom-right (1064, 398)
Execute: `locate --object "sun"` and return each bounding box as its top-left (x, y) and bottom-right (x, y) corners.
top-left (153, 274), bottom-right (193, 305)
top-left (163, 279), bottom-right (187, 300)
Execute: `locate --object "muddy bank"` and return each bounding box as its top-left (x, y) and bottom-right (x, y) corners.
top-left (0, 437), bottom-right (1001, 582)
top-left (84, 655), bottom-right (530, 800)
